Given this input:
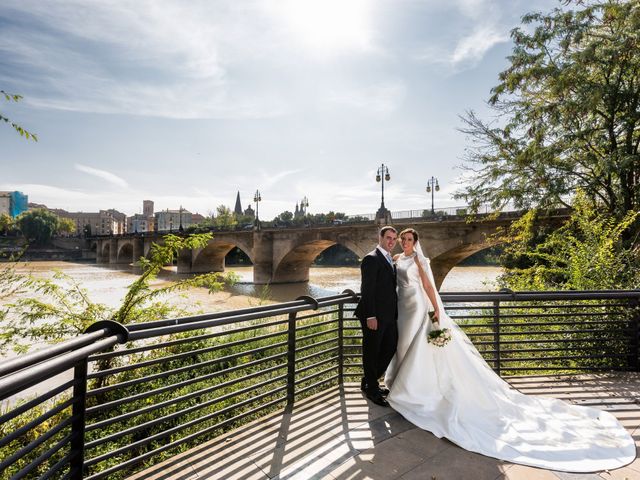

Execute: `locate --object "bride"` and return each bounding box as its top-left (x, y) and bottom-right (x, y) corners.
top-left (385, 227), bottom-right (635, 472)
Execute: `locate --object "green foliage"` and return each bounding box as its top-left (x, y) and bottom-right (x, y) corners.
top-left (0, 233), bottom-right (238, 353)
top-left (16, 208), bottom-right (59, 245)
top-left (497, 191), bottom-right (640, 290)
top-left (213, 205), bottom-right (237, 228)
top-left (1, 90), bottom-right (37, 141)
top-left (0, 213), bottom-right (15, 234)
top-left (457, 0), bottom-right (640, 219)
top-left (57, 217), bottom-right (76, 235)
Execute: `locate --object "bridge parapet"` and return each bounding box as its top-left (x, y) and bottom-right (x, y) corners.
top-left (89, 210), bottom-right (569, 286)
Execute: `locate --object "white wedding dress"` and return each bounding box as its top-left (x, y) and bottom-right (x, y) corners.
top-left (385, 250), bottom-right (635, 472)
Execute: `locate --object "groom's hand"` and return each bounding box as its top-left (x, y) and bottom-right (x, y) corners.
top-left (366, 317), bottom-right (378, 330)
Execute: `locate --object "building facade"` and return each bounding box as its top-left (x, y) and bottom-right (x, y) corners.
top-left (53, 209), bottom-right (127, 236)
top-left (155, 209), bottom-right (193, 232)
top-left (127, 214), bottom-right (154, 233)
top-left (0, 191), bottom-right (28, 218)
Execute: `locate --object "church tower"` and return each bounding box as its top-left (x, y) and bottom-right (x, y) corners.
top-left (234, 191), bottom-right (243, 216)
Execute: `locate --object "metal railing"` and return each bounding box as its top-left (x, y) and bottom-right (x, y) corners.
top-left (1, 289), bottom-right (639, 479)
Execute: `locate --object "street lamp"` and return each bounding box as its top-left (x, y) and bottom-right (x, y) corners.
top-left (179, 205), bottom-right (184, 233)
top-left (426, 176), bottom-right (440, 214)
top-left (254, 190), bottom-right (262, 230)
top-left (300, 196), bottom-right (309, 215)
top-left (376, 164), bottom-right (391, 210)
top-left (374, 164), bottom-right (393, 225)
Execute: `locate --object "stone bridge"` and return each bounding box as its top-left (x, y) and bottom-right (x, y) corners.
top-left (89, 212), bottom-right (567, 288)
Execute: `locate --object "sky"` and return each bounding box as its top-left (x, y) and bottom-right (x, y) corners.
top-left (0, 0), bottom-right (558, 219)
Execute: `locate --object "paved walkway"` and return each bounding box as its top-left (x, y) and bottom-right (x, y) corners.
top-left (132, 373), bottom-right (640, 480)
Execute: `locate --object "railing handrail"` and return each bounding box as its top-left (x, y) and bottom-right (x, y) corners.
top-left (2, 289), bottom-right (638, 399)
top-left (440, 289), bottom-right (640, 302)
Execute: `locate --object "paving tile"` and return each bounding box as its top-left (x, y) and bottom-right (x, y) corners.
top-left (273, 435), bottom-right (360, 480)
top-left (193, 458), bottom-right (269, 480)
top-left (327, 435), bottom-right (428, 480)
top-left (249, 421), bottom-right (346, 477)
top-left (553, 471), bottom-right (605, 480)
top-left (501, 464), bottom-right (560, 480)
top-left (398, 443), bottom-right (508, 480)
top-left (129, 374), bottom-right (640, 480)
top-left (599, 465), bottom-right (640, 480)
top-left (129, 458), bottom-right (198, 480)
top-left (392, 426), bottom-right (453, 460)
top-left (331, 411), bottom-right (415, 451)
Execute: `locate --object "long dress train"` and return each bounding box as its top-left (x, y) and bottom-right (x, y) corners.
top-left (385, 252), bottom-right (635, 473)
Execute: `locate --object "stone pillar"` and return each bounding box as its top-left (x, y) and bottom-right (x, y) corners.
top-left (109, 239), bottom-right (118, 264)
top-left (429, 259), bottom-right (449, 290)
top-left (132, 238), bottom-right (144, 265)
top-left (253, 232), bottom-right (274, 284)
top-left (176, 248), bottom-right (193, 273)
top-left (96, 241), bottom-right (106, 263)
top-left (143, 238), bottom-right (155, 259)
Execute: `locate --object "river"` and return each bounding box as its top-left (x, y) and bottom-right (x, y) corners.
top-left (3, 261), bottom-right (501, 313)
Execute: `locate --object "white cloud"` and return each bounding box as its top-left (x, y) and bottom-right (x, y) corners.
top-left (0, 183), bottom-right (92, 203)
top-left (451, 26), bottom-right (508, 66)
top-left (413, 0), bottom-right (509, 72)
top-left (75, 164), bottom-right (128, 188)
top-left (0, 1), bottom-right (289, 119)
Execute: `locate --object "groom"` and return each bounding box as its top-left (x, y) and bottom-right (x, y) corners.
top-left (354, 226), bottom-right (398, 407)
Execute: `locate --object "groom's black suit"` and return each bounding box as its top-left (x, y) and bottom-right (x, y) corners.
top-left (355, 247), bottom-right (398, 394)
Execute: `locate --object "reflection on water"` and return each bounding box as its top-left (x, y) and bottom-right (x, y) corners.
top-left (3, 261), bottom-right (502, 312)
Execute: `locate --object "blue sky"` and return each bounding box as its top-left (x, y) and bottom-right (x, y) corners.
top-left (1, 0), bottom-right (557, 218)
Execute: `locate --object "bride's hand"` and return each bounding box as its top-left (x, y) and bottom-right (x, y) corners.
top-left (432, 308), bottom-right (440, 322)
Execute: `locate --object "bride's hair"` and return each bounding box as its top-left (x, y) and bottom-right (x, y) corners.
top-left (399, 227), bottom-right (418, 242)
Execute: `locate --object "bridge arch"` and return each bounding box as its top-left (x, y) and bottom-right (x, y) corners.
top-left (117, 241), bottom-right (134, 264)
top-left (429, 241), bottom-right (502, 289)
top-left (272, 238), bottom-right (364, 284)
top-left (191, 239), bottom-right (254, 273)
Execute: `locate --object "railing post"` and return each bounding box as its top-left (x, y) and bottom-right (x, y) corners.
top-left (629, 298), bottom-right (639, 372)
top-left (493, 300), bottom-right (501, 376)
top-left (69, 359), bottom-right (88, 479)
top-left (286, 311), bottom-right (297, 406)
top-left (338, 303), bottom-right (344, 385)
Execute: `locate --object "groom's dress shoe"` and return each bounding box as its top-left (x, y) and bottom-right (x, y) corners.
top-left (361, 378), bottom-right (389, 396)
top-left (366, 390), bottom-right (390, 407)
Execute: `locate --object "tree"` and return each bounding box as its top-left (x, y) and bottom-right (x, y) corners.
top-left (16, 209), bottom-right (59, 245)
top-left (0, 213), bottom-right (14, 235)
top-left (57, 217), bottom-right (76, 236)
top-left (1, 90), bottom-right (37, 141)
top-left (497, 191), bottom-right (640, 291)
top-left (0, 233), bottom-right (237, 353)
top-left (457, 0), bottom-right (640, 219)
top-left (213, 205), bottom-right (237, 228)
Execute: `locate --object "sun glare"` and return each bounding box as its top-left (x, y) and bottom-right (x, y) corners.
top-left (277, 0), bottom-right (371, 53)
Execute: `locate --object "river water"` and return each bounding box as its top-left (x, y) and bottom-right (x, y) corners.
top-left (3, 261), bottom-right (501, 313)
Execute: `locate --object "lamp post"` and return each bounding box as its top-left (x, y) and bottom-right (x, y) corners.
top-left (375, 164), bottom-right (392, 224)
top-left (254, 190), bottom-right (262, 230)
top-left (426, 176), bottom-right (440, 215)
top-left (179, 205), bottom-right (184, 233)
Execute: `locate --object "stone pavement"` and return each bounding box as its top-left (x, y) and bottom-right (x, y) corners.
top-left (131, 373), bottom-right (640, 480)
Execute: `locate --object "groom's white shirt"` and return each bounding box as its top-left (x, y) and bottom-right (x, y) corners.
top-left (376, 245), bottom-right (393, 265)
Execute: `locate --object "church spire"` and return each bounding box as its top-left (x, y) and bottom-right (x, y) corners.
top-left (234, 191), bottom-right (243, 215)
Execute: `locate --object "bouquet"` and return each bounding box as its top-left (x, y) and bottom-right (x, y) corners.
top-left (427, 311), bottom-right (452, 347)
